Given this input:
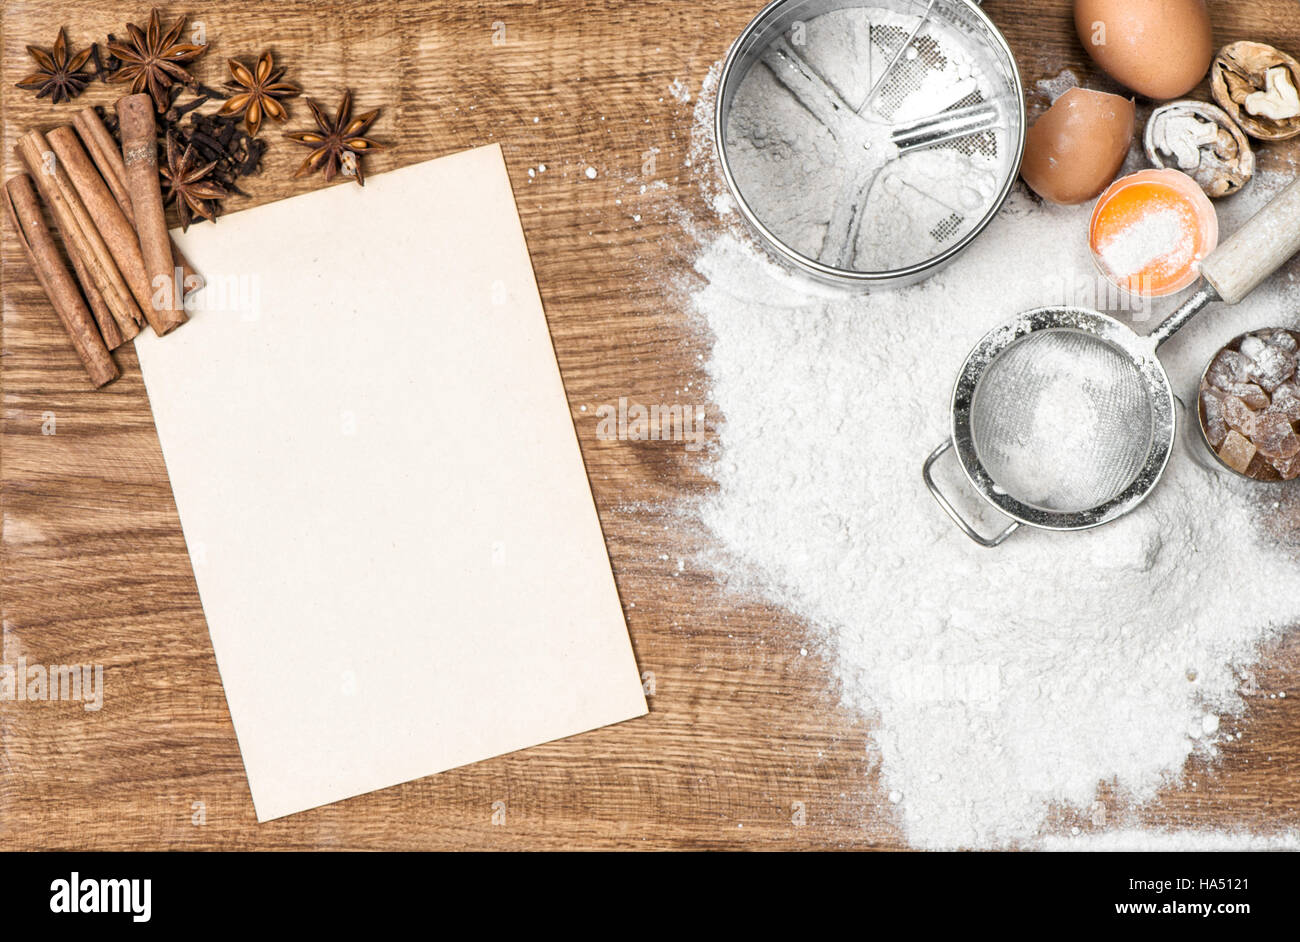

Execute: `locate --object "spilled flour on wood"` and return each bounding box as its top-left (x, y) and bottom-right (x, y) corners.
top-left (682, 62), bottom-right (1300, 849)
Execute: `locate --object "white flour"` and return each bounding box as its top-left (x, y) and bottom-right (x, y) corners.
top-left (686, 63), bottom-right (1300, 849)
top-left (986, 373), bottom-right (1108, 512)
top-left (1098, 208), bottom-right (1194, 282)
top-left (1041, 830), bottom-right (1300, 851)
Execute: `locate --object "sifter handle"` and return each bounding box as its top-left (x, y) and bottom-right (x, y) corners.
top-left (1199, 174), bottom-right (1300, 305)
top-left (923, 440), bottom-right (1020, 548)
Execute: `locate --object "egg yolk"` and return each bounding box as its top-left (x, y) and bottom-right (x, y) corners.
top-left (1090, 181), bottom-right (1207, 296)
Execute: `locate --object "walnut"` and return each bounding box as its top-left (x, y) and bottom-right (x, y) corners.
top-left (1144, 100), bottom-right (1254, 198)
top-left (1211, 41), bottom-right (1300, 141)
top-left (1247, 67), bottom-right (1300, 120)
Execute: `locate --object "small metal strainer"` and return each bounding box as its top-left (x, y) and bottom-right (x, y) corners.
top-left (925, 175), bottom-right (1300, 547)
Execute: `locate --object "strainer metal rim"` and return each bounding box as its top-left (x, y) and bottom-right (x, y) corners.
top-left (950, 307), bottom-right (1177, 531)
top-left (713, 0), bottom-right (1026, 288)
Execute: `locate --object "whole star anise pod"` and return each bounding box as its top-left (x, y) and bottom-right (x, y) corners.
top-left (16, 27), bottom-right (94, 103)
top-left (285, 91), bottom-right (384, 186)
top-left (217, 51), bottom-right (300, 138)
top-left (160, 133), bottom-right (229, 231)
top-left (107, 8), bottom-right (207, 112)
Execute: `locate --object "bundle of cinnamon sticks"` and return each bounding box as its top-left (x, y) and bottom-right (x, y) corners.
top-left (2, 92), bottom-right (203, 388)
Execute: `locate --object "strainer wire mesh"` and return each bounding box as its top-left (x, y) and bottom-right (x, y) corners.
top-left (970, 330), bottom-right (1156, 513)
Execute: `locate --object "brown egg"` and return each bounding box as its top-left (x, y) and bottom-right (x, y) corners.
top-left (1021, 87), bottom-right (1136, 205)
top-left (1075, 0), bottom-right (1214, 100)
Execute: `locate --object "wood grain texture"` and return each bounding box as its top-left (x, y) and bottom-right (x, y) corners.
top-left (1, 0), bottom-right (1297, 850)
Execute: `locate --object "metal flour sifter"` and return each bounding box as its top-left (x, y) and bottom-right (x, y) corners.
top-left (715, 0), bottom-right (1025, 288)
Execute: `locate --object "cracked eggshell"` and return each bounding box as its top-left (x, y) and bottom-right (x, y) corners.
top-left (1021, 87), bottom-right (1135, 206)
top-left (1074, 0), bottom-right (1214, 100)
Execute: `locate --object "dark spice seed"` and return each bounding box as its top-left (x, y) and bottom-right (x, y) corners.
top-left (95, 96), bottom-right (268, 230)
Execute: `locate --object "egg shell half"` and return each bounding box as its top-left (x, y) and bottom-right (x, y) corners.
top-left (1021, 87), bottom-right (1136, 206)
top-left (1074, 0), bottom-right (1214, 100)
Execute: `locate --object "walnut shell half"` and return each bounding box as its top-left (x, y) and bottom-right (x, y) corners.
top-left (1211, 41), bottom-right (1300, 141)
top-left (1145, 100), bottom-right (1254, 198)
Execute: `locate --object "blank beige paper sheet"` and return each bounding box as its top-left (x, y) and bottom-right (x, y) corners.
top-left (135, 145), bottom-right (647, 821)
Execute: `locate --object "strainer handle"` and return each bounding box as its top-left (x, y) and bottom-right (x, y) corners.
top-left (923, 440), bottom-right (1021, 548)
top-left (1199, 174), bottom-right (1300, 305)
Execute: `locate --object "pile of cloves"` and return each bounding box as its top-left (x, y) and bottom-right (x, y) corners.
top-left (97, 89), bottom-right (269, 225)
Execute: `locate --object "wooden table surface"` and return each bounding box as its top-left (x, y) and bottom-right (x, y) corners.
top-left (1, 0), bottom-right (1297, 850)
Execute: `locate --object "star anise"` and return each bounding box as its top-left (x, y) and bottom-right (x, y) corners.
top-left (284, 91), bottom-right (384, 186)
top-left (107, 8), bottom-right (207, 112)
top-left (16, 27), bottom-right (94, 103)
top-left (217, 51), bottom-right (300, 138)
top-left (160, 133), bottom-right (229, 231)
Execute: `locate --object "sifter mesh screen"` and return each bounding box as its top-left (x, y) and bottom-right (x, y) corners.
top-left (871, 25), bottom-right (951, 120)
top-left (970, 330), bottom-right (1155, 514)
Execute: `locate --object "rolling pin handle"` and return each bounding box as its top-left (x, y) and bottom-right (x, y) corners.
top-left (1199, 173), bottom-right (1300, 306)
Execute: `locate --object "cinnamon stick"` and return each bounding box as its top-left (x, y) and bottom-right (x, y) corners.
top-left (40, 126), bottom-right (125, 349)
top-left (3, 175), bottom-right (119, 387)
top-left (47, 126), bottom-right (161, 329)
top-left (117, 94), bottom-right (187, 335)
top-left (16, 129), bottom-right (143, 342)
top-left (12, 130), bottom-right (123, 349)
top-left (73, 108), bottom-right (133, 211)
top-left (74, 106), bottom-right (202, 295)
top-left (62, 220), bottom-right (124, 350)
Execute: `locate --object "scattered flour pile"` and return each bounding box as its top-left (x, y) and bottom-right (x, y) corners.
top-left (1041, 830), bottom-right (1300, 852)
top-left (686, 64), bottom-right (1300, 849)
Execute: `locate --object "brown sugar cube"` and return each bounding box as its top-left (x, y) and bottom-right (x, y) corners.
top-left (1227, 382), bottom-right (1270, 409)
top-left (1207, 349), bottom-right (1251, 389)
top-left (1251, 411), bottom-right (1300, 460)
top-left (1241, 334), bottom-right (1269, 361)
top-left (1269, 383), bottom-right (1300, 422)
top-left (1270, 330), bottom-right (1299, 354)
top-left (1272, 451), bottom-right (1300, 481)
top-left (1222, 394), bottom-right (1257, 438)
top-left (1246, 452), bottom-right (1278, 480)
top-left (1218, 430), bottom-right (1257, 475)
top-left (1201, 390), bottom-right (1228, 448)
top-left (1248, 343), bottom-right (1296, 392)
